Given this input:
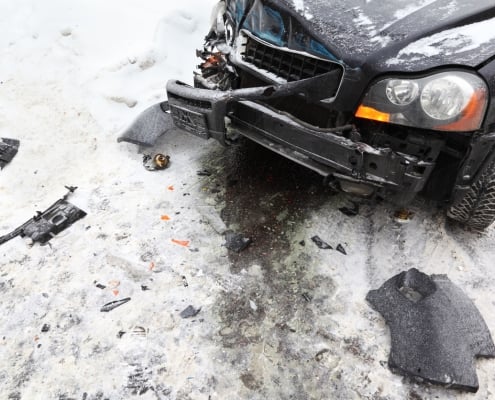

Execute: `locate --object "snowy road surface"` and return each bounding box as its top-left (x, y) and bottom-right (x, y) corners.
top-left (1, 1), bottom-right (494, 399)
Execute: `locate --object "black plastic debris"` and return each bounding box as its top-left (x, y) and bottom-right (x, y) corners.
top-left (311, 235), bottom-right (332, 250)
top-left (225, 231), bottom-right (252, 252)
top-left (366, 268), bottom-right (495, 392)
top-left (336, 244), bottom-right (347, 255)
top-left (180, 305), bottom-right (201, 319)
top-left (41, 324), bottom-right (50, 333)
top-left (182, 275), bottom-right (189, 287)
top-left (196, 169), bottom-right (212, 176)
top-left (143, 153), bottom-right (170, 171)
top-left (0, 186), bottom-right (86, 246)
top-left (100, 297), bottom-right (131, 312)
top-left (0, 138), bottom-right (19, 169)
top-left (339, 202), bottom-right (359, 217)
top-left (95, 283), bottom-right (106, 290)
top-left (141, 285), bottom-right (150, 291)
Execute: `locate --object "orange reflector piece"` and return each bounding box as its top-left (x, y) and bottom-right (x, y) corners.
top-left (172, 239), bottom-right (190, 247)
top-left (161, 215), bottom-right (171, 221)
top-left (355, 105), bottom-right (391, 123)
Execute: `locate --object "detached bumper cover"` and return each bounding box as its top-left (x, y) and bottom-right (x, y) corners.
top-left (166, 78), bottom-right (440, 195)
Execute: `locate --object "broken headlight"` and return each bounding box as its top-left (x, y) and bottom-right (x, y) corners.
top-left (355, 71), bottom-right (488, 132)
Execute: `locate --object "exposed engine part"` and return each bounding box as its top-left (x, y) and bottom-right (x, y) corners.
top-left (194, 47), bottom-right (237, 91)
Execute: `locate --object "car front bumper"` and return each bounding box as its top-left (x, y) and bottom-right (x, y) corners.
top-left (166, 78), bottom-right (444, 203)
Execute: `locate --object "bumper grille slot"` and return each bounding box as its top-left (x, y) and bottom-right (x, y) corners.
top-left (168, 93), bottom-right (212, 110)
top-left (242, 36), bottom-right (343, 84)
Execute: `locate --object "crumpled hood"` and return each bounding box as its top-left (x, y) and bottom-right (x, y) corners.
top-left (277, 0), bottom-right (495, 71)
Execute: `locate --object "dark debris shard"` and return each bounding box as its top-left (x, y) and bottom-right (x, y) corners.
top-left (366, 268), bottom-right (495, 392)
top-left (311, 235), bottom-right (332, 250)
top-left (224, 231), bottom-right (252, 253)
top-left (100, 297), bottom-right (131, 312)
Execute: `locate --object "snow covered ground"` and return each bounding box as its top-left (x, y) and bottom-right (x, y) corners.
top-left (1, 1), bottom-right (495, 399)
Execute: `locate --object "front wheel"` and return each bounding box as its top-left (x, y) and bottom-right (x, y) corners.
top-left (447, 161), bottom-right (495, 230)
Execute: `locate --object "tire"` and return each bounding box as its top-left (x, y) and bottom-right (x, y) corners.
top-left (447, 161), bottom-right (495, 230)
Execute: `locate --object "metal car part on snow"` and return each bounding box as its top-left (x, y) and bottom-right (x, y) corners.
top-left (120, 0), bottom-right (495, 229)
top-left (367, 268), bottom-right (495, 392)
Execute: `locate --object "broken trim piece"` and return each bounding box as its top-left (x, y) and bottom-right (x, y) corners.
top-left (0, 186), bottom-right (87, 246)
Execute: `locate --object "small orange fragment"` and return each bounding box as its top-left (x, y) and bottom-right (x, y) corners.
top-left (172, 239), bottom-right (190, 247)
top-left (161, 215), bottom-right (171, 221)
top-left (167, 185), bottom-right (174, 191)
top-left (112, 289), bottom-right (119, 296)
top-left (149, 262), bottom-right (155, 271)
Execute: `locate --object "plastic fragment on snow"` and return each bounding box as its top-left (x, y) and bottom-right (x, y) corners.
top-left (0, 138), bottom-right (20, 169)
top-left (336, 244), bottom-right (347, 255)
top-left (197, 169), bottom-right (212, 176)
top-left (311, 235), bottom-right (332, 250)
top-left (161, 215), bottom-right (171, 221)
top-left (224, 231), bottom-right (252, 252)
top-left (167, 185), bottom-right (174, 191)
top-left (100, 297), bottom-right (131, 312)
top-left (172, 239), bottom-right (190, 247)
top-left (180, 305), bottom-right (201, 319)
top-left (339, 202), bottom-right (359, 217)
top-left (366, 268), bottom-right (495, 393)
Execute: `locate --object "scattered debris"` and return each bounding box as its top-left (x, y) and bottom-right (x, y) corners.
top-left (394, 208), bottom-right (414, 223)
top-left (224, 231), bottom-right (252, 252)
top-left (180, 305), bottom-right (201, 319)
top-left (0, 138), bottom-right (19, 169)
top-left (182, 276), bottom-right (189, 287)
top-left (95, 283), bottom-right (106, 290)
top-left (339, 202), bottom-right (359, 217)
top-left (100, 297), bottom-right (131, 313)
top-left (336, 244), bottom-right (347, 255)
top-left (143, 153), bottom-right (170, 171)
top-left (117, 330), bottom-right (126, 339)
top-left (41, 324), bottom-right (50, 333)
top-left (0, 186), bottom-right (86, 246)
top-left (299, 240), bottom-right (305, 246)
top-left (197, 169), bottom-right (212, 176)
top-left (366, 268), bottom-right (495, 393)
top-left (315, 349), bottom-right (330, 362)
top-left (141, 285), bottom-right (150, 291)
top-left (302, 293), bottom-right (312, 302)
top-left (131, 326), bottom-right (147, 337)
top-left (249, 300), bottom-right (258, 311)
top-left (167, 185), bottom-right (174, 191)
top-left (161, 215), bottom-right (171, 221)
top-left (311, 235), bottom-right (332, 250)
top-left (171, 239), bottom-right (190, 247)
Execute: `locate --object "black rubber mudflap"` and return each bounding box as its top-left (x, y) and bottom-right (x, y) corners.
top-left (117, 101), bottom-right (175, 147)
top-left (367, 268), bottom-right (495, 392)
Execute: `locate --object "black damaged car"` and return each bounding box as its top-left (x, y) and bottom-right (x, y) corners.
top-left (120, 0), bottom-right (495, 230)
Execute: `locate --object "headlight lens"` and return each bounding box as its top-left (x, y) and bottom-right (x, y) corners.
top-left (356, 71), bottom-right (488, 132)
top-left (386, 80), bottom-right (419, 106)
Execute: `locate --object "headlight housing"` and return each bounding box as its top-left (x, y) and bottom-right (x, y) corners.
top-left (355, 71), bottom-right (488, 132)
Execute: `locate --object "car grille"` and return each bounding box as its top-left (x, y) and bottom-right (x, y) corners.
top-left (242, 36), bottom-right (343, 85)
